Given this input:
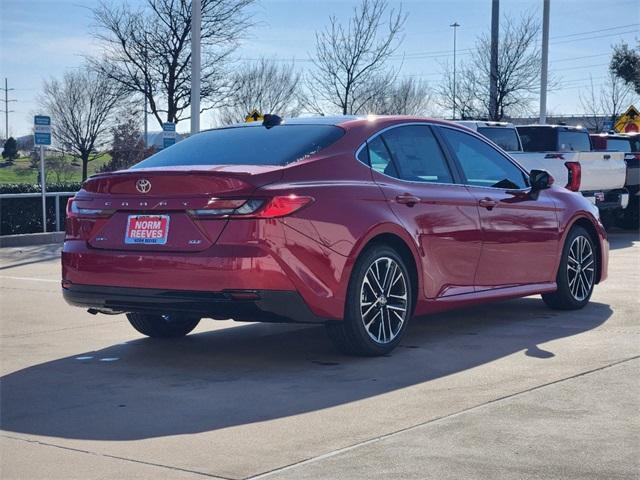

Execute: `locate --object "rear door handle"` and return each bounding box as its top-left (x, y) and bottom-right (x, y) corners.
top-left (478, 198), bottom-right (497, 210)
top-left (396, 194), bottom-right (421, 206)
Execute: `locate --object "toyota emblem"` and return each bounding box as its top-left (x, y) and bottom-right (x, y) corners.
top-left (136, 178), bottom-right (152, 194)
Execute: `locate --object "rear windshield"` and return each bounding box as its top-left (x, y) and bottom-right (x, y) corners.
top-left (131, 125), bottom-right (345, 169)
top-left (517, 127), bottom-right (591, 152)
top-left (477, 127), bottom-right (521, 151)
top-left (557, 131), bottom-right (591, 152)
top-left (606, 138), bottom-right (632, 152)
top-left (517, 127), bottom-right (556, 151)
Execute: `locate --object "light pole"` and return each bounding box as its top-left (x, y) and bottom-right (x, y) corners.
top-left (539, 0), bottom-right (550, 124)
top-left (191, 0), bottom-right (201, 135)
top-left (450, 22), bottom-right (460, 120)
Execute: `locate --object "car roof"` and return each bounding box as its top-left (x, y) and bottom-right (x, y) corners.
top-left (209, 115), bottom-right (466, 131)
top-left (456, 120), bottom-right (516, 129)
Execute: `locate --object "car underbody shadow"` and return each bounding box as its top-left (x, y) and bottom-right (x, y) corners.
top-left (0, 297), bottom-right (611, 441)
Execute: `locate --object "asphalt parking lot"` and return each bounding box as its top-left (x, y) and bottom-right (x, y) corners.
top-left (0, 232), bottom-right (638, 480)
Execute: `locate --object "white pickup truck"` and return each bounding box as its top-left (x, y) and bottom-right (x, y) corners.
top-left (456, 121), bottom-right (629, 216)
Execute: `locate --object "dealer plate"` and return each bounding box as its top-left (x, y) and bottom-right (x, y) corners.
top-left (124, 215), bottom-right (170, 245)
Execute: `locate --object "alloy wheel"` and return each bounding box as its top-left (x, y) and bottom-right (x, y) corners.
top-left (567, 235), bottom-right (595, 302)
top-left (360, 257), bottom-right (408, 344)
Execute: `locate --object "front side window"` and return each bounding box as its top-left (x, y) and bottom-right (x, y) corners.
top-left (380, 125), bottom-right (453, 184)
top-left (132, 125), bottom-right (345, 169)
top-left (439, 127), bottom-right (528, 190)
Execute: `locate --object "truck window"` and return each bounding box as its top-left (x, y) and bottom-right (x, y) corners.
top-left (517, 127), bottom-right (555, 151)
top-left (477, 127), bottom-right (521, 151)
top-left (558, 131), bottom-right (591, 152)
top-left (606, 138), bottom-right (632, 152)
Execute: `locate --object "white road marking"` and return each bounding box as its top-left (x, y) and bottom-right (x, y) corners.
top-left (100, 357), bottom-right (119, 362)
top-left (75, 356), bottom-right (94, 360)
top-left (0, 276), bottom-right (59, 283)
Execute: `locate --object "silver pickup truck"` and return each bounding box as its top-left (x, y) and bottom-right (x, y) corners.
top-left (456, 121), bottom-right (629, 219)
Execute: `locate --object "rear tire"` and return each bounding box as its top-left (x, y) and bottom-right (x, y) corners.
top-left (542, 226), bottom-right (596, 310)
top-left (126, 313), bottom-right (201, 338)
top-left (326, 245), bottom-right (413, 356)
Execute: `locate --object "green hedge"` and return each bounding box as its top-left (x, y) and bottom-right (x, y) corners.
top-left (0, 182), bottom-right (82, 235)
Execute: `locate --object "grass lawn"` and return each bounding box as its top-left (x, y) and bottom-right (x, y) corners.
top-left (0, 154), bottom-right (112, 184)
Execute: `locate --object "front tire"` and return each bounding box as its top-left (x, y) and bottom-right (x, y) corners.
top-left (326, 245), bottom-right (413, 356)
top-left (126, 313), bottom-right (201, 338)
top-left (542, 226), bottom-right (596, 310)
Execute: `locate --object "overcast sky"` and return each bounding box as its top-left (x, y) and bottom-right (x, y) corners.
top-left (0, 0), bottom-right (638, 137)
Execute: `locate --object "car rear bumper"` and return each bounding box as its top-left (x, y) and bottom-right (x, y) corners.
top-left (62, 283), bottom-right (329, 323)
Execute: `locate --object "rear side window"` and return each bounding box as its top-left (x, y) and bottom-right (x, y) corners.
top-left (558, 131), bottom-right (591, 152)
top-left (477, 127), bottom-right (521, 152)
top-left (367, 136), bottom-right (398, 177)
top-left (380, 125), bottom-right (453, 184)
top-left (606, 138), bottom-right (632, 152)
top-left (439, 127), bottom-right (528, 190)
top-left (131, 125), bottom-right (344, 169)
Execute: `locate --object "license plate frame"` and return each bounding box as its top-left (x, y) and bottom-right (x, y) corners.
top-left (124, 214), bottom-right (170, 245)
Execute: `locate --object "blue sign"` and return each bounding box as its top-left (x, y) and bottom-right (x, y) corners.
top-left (34, 133), bottom-right (51, 145)
top-left (602, 120), bottom-right (614, 132)
top-left (34, 115), bottom-right (52, 145)
top-left (34, 115), bottom-right (51, 126)
top-left (162, 122), bottom-right (176, 148)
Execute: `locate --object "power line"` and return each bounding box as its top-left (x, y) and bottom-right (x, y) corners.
top-left (550, 23), bottom-right (639, 40)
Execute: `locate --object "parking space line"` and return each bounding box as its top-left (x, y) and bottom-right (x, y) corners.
top-left (1, 434), bottom-right (232, 480)
top-left (0, 275), bottom-right (59, 283)
top-left (246, 355), bottom-right (640, 480)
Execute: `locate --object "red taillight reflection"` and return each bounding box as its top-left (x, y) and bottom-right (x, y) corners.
top-left (257, 195), bottom-right (314, 218)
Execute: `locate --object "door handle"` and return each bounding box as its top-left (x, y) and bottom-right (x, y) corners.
top-left (396, 194), bottom-right (421, 206)
top-left (478, 197), bottom-right (497, 210)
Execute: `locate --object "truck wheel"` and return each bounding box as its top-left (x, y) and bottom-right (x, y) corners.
top-left (617, 197), bottom-right (639, 230)
top-left (326, 245), bottom-right (413, 356)
top-left (127, 313), bottom-right (200, 338)
top-left (542, 226), bottom-right (596, 310)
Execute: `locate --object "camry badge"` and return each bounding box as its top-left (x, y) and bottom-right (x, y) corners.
top-left (136, 179), bottom-right (152, 194)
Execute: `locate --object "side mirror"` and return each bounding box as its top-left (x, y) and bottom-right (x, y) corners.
top-left (529, 169), bottom-right (554, 191)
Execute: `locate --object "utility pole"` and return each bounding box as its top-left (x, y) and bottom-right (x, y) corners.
top-left (143, 32), bottom-right (149, 148)
top-left (190, 0), bottom-right (201, 135)
top-left (0, 78), bottom-right (16, 140)
top-left (489, 0), bottom-right (499, 120)
top-left (450, 22), bottom-right (460, 120)
top-left (539, 0), bottom-right (550, 124)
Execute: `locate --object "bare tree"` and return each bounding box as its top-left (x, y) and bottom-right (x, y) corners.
top-left (217, 58), bottom-right (303, 125)
top-left (437, 13), bottom-right (542, 120)
top-left (580, 72), bottom-right (633, 132)
top-left (360, 77), bottom-right (432, 115)
top-left (309, 0), bottom-right (405, 115)
top-left (436, 61), bottom-right (483, 119)
top-left (90, 0), bottom-right (254, 127)
top-left (40, 68), bottom-right (122, 180)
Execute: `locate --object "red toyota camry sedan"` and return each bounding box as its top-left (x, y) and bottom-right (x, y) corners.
top-left (62, 116), bottom-right (608, 356)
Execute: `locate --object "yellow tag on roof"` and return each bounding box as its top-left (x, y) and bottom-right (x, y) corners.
top-left (614, 105), bottom-right (640, 133)
top-left (245, 109), bottom-right (264, 123)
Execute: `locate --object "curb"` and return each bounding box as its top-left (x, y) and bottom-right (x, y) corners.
top-left (0, 232), bottom-right (65, 248)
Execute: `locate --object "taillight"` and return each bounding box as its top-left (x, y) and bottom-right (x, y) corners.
top-left (189, 195), bottom-right (314, 219)
top-left (565, 162), bottom-right (581, 192)
top-left (66, 198), bottom-right (114, 218)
